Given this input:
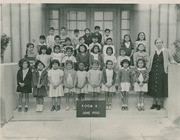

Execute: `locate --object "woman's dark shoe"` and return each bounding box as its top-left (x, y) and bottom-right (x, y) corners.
top-left (24, 107), bottom-right (28, 112)
top-left (138, 106), bottom-right (141, 111)
top-left (56, 105), bottom-right (60, 111)
top-left (125, 106), bottom-right (129, 111)
top-left (121, 106), bottom-right (125, 111)
top-left (150, 104), bottom-right (157, 109)
top-left (156, 105), bottom-right (161, 110)
top-left (50, 105), bottom-right (55, 111)
top-left (141, 106), bottom-right (145, 111)
top-left (18, 107), bottom-right (22, 112)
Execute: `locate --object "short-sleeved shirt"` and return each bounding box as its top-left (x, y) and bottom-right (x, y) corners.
top-left (48, 69), bottom-right (64, 83)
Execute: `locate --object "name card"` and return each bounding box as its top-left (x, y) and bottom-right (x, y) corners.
top-left (76, 100), bottom-right (106, 117)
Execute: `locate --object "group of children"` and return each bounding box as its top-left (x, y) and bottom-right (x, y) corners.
top-left (17, 26), bottom-right (150, 113)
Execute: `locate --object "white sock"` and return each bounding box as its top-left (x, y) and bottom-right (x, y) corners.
top-left (141, 103), bottom-right (144, 106)
top-left (138, 103), bottom-right (141, 107)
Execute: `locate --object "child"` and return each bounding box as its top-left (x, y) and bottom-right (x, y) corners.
top-left (76, 44), bottom-right (90, 71)
top-left (101, 60), bottom-right (117, 110)
top-left (89, 45), bottom-right (104, 70)
top-left (24, 43), bottom-right (36, 69)
top-left (120, 34), bottom-right (134, 65)
top-left (32, 60), bottom-right (48, 112)
top-left (72, 29), bottom-right (80, 48)
top-left (103, 38), bottom-right (115, 56)
top-left (36, 45), bottom-right (51, 69)
top-left (60, 27), bottom-right (68, 45)
top-left (135, 32), bottom-right (148, 54)
top-left (82, 28), bottom-right (92, 46)
top-left (173, 39), bottom-right (180, 63)
top-left (46, 27), bottom-right (55, 54)
top-left (93, 25), bottom-right (102, 44)
top-left (37, 35), bottom-right (46, 53)
top-left (48, 59), bottom-right (64, 111)
top-left (88, 60), bottom-right (102, 100)
top-left (104, 47), bottom-right (117, 68)
top-left (133, 43), bottom-right (149, 68)
top-left (62, 47), bottom-right (77, 68)
top-left (75, 37), bottom-right (88, 52)
top-left (103, 29), bottom-right (112, 44)
top-left (117, 59), bottom-right (133, 111)
top-left (76, 62), bottom-right (88, 100)
top-left (16, 59), bottom-right (32, 112)
top-left (133, 58), bottom-right (149, 111)
top-left (64, 37), bottom-right (75, 54)
top-left (51, 45), bottom-right (65, 67)
top-left (89, 35), bottom-right (102, 52)
top-left (117, 48), bottom-right (130, 69)
top-left (63, 60), bottom-right (77, 110)
top-left (54, 35), bottom-right (61, 46)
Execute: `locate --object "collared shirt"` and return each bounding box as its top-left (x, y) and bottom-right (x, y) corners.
top-left (125, 42), bottom-right (130, 48)
top-left (155, 47), bottom-right (164, 55)
top-left (23, 68), bottom-right (29, 80)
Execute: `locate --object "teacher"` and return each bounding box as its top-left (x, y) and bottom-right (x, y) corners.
top-left (148, 38), bottom-right (176, 110)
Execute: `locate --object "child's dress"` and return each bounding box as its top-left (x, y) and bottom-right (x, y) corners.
top-left (117, 67), bottom-right (132, 92)
top-left (87, 69), bottom-right (102, 93)
top-left (76, 71), bottom-right (88, 94)
top-left (89, 52), bottom-right (104, 70)
top-left (103, 45), bottom-right (115, 56)
top-left (48, 69), bottom-right (64, 97)
top-left (36, 54), bottom-right (51, 69)
top-left (101, 69), bottom-right (116, 92)
top-left (76, 53), bottom-right (90, 71)
top-left (134, 68), bottom-right (149, 92)
top-left (51, 52), bottom-right (65, 64)
top-left (16, 68), bottom-right (32, 94)
top-left (117, 55), bottom-right (130, 69)
top-left (63, 69), bottom-right (77, 93)
top-left (32, 69), bottom-right (48, 97)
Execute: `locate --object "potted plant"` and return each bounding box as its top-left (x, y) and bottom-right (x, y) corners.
top-left (1, 33), bottom-right (11, 63)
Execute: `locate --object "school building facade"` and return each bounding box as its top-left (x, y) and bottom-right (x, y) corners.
top-left (1, 4), bottom-right (180, 63)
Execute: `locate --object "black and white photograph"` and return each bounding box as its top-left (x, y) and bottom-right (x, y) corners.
top-left (1, 1), bottom-right (180, 140)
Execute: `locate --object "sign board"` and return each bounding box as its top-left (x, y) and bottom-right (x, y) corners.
top-left (76, 100), bottom-right (106, 117)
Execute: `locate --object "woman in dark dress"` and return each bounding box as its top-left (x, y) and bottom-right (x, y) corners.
top-left (148, 38), bottom-right (176, 110)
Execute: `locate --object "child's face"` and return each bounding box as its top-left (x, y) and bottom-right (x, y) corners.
top-left (107, 49), bottom-right (112, 55)
top-left (107, 61), bottom-right (113, 69)
top-left (95, 28), bottom-right (100, 33)
top-left (74, 32), bottom-right (79, 37)
top-left (137, 60), bottom-right (144, 68)
top-left (54, 47), bottom-right (60, 53)
top-left (49, 29), bottom-right (55, 35)
top-left (67, 50), bottom-right (72, 56)
top-left (120, 50), bottom-right (126, 56)
top-left (106, 39), bottom-right (112, 45)
top-left (123, 62), bottom-right (129, 69)
top-left (94, 47), bottom-right (99, 54)
top-left (105, 30), bottom-right (110, 36)
top-left (139, 33), bottom-right (145, 40)
top-left (66, 40), bottom-right (71, 46)
top-left (92, 38), bottom-right (98, 43)
top-left (85, 29), bottom-right (90, 34)
top-left (41, 49), bottom-right (46, 54)
top-left (22, 61), bottom-right (28, 69)
top-left (52, 63), bottom-right (59, 70)
top-left (61, 29), bottom-right (67, 35)
top-left (28, 45), bottom-right (34, 52)
top-left (66, 63), bottom-right (73, 70)
top-left (79, 46), bottom-right (85, 53)
top-left (55, 38), bottom-right (61, 44)
top-left (138, 44), bottom-right (145, 51)
top-left (92, 63), bottom-right (98, 70)
top-left (37, 63), bottom-right (44, 71)
top-left (78, 63), bottom-right (85, 71)
top-left (80, 38), bottom-right (85, 44)
top-left (40, 39), bottom-right (45, 44)
top-left (124, 36), bottom-right (130, 42)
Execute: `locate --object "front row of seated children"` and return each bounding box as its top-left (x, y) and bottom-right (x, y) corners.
top-left (16, 57), bottom-right (149, 112)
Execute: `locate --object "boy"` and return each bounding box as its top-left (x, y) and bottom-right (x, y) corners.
top-left (82, 28), bottom-right (92, 46)
top-left (72, 29), bottom-right (80, 48)
top-left (92, 26), bottom-right (102, 44)
top-left (103, 29), bottom-right (112, 44)
top-left (60, 27), bottom-right (68, 45)
top-left (46, 27), bottom-right (55, 54)
top-left (89, 35), bottom-right (102, 52)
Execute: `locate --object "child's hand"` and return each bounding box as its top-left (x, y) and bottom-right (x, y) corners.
top-left (20, 83), bottom-right (25, 87)
top-left (37, 85), bottom-right (42, 88)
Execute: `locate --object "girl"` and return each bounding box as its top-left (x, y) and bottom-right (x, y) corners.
top-left (117, 59), bottom-right (132, 111)
top-left (103, 38), bottom-right (115, 56)
top-left (103, 29), bottom-right (112, 45)
top-left (76, 62), bottom-right (88, 101)
top-left (24, 43), bottom-right (36, 69)
top-left (36, 45), bottom-right (51, 69)
top-left (134, 58), bottom-right (149, 111)
top-left (135, 32), bottom-right (148, 54)
top-left (89, 45), bottom-right (104, 70)
top-left (117, 48), bottom-right (130, 69)
top-left (63, 60), bottom-right (77, 110)
top-left (120, 34), bottom-right (134, 65)
top-left (88, 60), bottom-right (102, 100)
top-left (101, 60), bottom-right (117, 110)
top-left (133, 43), bottom-right (149, 68)
top-left (104, 47), bottom-right (117, 69)
top-left (16, 59), bottom-right (32, 112)
top-left (75, 37), bottom-right (88, 53)
top-left (76, 44), bottom-right (90, 71)
top-left (32, 60), bottom-right (48, 112)
top-left (51, 45), bottom-right (65, 67)
top-left (48, 59), bottom-right (64, 111)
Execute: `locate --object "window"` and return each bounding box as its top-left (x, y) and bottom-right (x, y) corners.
top-left (67, 11), bottom-right (86, 38)
top-left (49, 10), bottom-right (59, 35)
top-left (94, 11), bottom-right (113, 35)
top-left (121, 10), bottom-right (130, 39)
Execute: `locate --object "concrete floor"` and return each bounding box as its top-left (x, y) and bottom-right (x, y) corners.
top-left (1, 94), bottom-right (180, 140)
